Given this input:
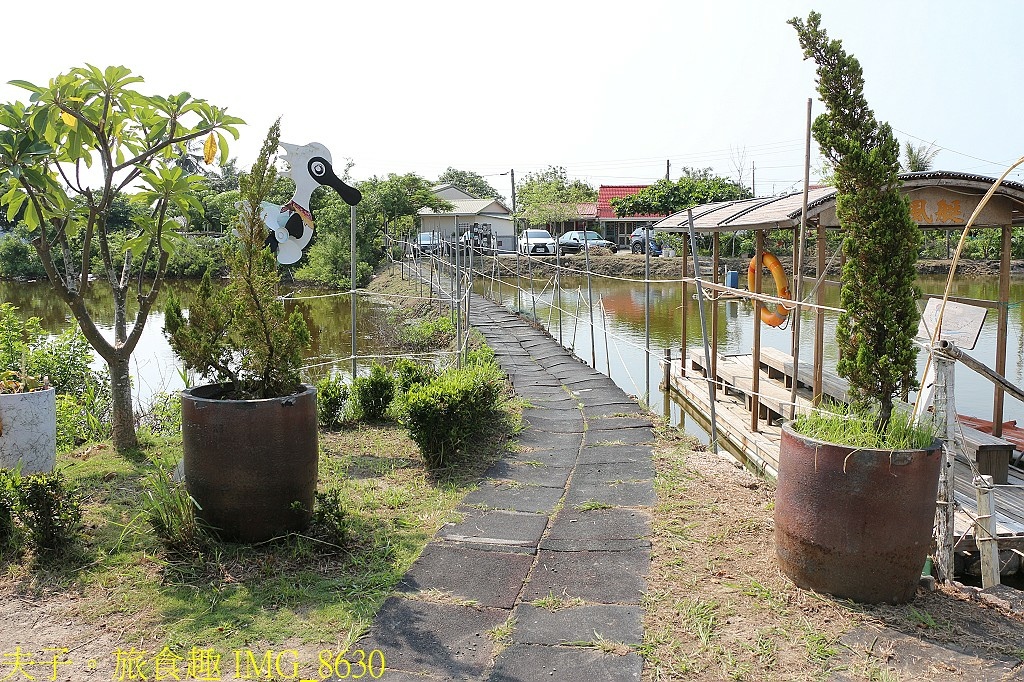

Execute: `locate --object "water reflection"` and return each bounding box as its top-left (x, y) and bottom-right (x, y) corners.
top-left (0, 280), bottom-right (399, 405)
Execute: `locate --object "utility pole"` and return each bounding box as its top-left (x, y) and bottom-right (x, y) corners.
top-left (665, 159), bottom-right (670, 181)
top-left (751, 161), bottom-right (756, 197)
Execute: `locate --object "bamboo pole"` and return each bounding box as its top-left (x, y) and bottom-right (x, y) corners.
top-left (813, 223), bottom-right (825, 405)
top-left (994, 224), bottom-right (1011, 437)
top-left (790, 98), bottom-right (813, 417)
top-left (711, 232), bottom-right (720, 402)
top-left (681, 237), bottom-right (688, 370)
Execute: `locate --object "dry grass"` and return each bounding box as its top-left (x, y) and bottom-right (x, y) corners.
top-left (642, 431), bottom-right (1024, 681)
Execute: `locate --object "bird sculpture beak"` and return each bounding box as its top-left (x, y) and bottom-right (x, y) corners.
top-left (312, 158), bottom-right (362, 206)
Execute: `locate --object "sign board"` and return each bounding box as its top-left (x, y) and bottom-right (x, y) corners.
top-left (917, 298), bottom-right (987, 350)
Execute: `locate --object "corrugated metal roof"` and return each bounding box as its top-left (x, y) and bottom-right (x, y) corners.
top-left (418, 198), bottom-right (510, 216)
top-left (597, 185), bottom-right (667, 219)
top-left (654, 172), bottom-right (1024, 232)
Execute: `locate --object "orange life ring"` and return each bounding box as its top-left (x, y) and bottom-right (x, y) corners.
top-left (748, 252), bottom-right (791, 327)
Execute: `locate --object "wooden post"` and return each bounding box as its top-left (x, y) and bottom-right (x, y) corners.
top-left (933, 350), bottom-right (957, 583)
top-left (711, 232), bottom-right (720, 402)
top-left (663, 347), bottom-right (671, 390)
top-left (751, 230), bottom-right (764, 432)
top-left (681, 236), bottom-right (689, 371)
top-left (813, 223), bottom-right (826, 405)
top-left (975, 474), bottom-right (1001, 589)
top-left (994, 224), bottom-right (1011, 437)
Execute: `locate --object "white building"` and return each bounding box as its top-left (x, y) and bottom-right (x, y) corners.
top-left (417, 185), bottom-right (516, 253)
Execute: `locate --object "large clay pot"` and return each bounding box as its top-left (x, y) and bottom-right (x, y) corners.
top-left (0, 387), bottom-right (56, 474)
top-left (181, 383), bottom-right (318, 542)
top-left (775, 422), bottom-right (942, 604)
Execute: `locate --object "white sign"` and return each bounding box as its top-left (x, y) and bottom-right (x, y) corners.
top-left (917, 298), bottom-right (987, 350)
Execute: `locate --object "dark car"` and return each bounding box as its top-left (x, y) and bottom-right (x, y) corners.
top-left (556, 230), bottom-right (618, 255)
top-left (629, 227), bottom-right (662, 256)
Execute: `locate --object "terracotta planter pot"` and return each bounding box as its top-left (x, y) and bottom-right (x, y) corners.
top-left (775, 422), bottom-right (942, 604)
top-left (181, 383), bottom-right (318, 542)
top-left (0, 387), bottom-right (56, 474)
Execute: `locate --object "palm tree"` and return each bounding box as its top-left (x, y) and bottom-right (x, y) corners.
top-left (903, 141), bottom-right (940, 172)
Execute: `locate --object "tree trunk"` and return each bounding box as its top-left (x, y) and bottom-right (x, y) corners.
top-left (109, 354), bottom-right (138, 452)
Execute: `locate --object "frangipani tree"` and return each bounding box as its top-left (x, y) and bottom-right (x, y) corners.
top-left (0, 65), bottom-right (243, 452)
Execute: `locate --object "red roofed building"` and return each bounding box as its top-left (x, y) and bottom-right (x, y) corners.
top-left (597, 185), bottom-right (668, 247)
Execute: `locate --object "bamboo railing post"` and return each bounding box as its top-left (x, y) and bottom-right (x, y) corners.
top-left (711, 232), bottom-right (720, 402)
top-left (974, 474), bottom-right (1001, 589)
top-left (994, 224), bottom-right (1011, 437)
top-left (813, 223), bottom-right (826, 405)
top-left (681, 237), bottom-right (689, 371)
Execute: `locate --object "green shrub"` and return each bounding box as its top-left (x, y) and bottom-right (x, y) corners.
top-left (16, 470), bottom-right (83, 558)
top-left (316, 373), bottom-right (350, 430)
top-left (139, 392), bottom-right (182, 438)
top-left (311, 488), bottom-right (348, 546)
top-left (0, 233), bottom-right (46, 279)
top-left (0, 469), bottom-right (20, 554)
top-left (143, 463), bottom-right (206, 555)
top-left (352, 363), bottom-right (395, 422)
top-left (391, 358), bottom-right (436, 395)
top-left (403, 362), bottom-right (507, 468)
top-left (399, 316), bottom-right (456, 351)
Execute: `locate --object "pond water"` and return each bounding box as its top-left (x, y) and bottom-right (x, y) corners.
top-left (0, 279), bottom-right (402, 408)
top-left (473, 264), bottom-right (1024, 443)
top-left (5, 266), bottom-right (1023, 441)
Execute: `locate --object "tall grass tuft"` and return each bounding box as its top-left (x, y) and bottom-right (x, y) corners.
top-left (143, 463), bottom-right (207, 555)
top-left (792, 401), bottom-right (937, 450)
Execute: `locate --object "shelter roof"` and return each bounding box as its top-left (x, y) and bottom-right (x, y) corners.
top-left (418, 198), bottom-right (510, 217)
top-left (653, 172), bottom-right (1024, 232)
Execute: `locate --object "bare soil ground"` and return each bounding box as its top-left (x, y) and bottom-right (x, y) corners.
top-left (644, 429), bottom-right (1024, 681)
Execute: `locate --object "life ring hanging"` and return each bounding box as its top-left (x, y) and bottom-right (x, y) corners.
top-left (748, 252), bottom-right (791, 327)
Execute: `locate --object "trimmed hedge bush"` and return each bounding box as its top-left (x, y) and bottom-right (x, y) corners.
top-left (352, 362), bottom-right (395, 422)
top-left (316, 373), bottom-right (350, 430)
top-left (403, 361), bottom-right (507, 468)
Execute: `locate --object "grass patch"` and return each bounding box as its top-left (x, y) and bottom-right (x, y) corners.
top-left (530, 593), bottom-right (584, 611)
top-left (791, 401), bottom-right (936, 450)
top-left (0, 404), bottom-right (516, 653)
top-left (575, 500), bottom-right (613, 512)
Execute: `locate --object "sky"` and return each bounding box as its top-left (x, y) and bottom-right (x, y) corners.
top-left (3, 0), bottom-right (1022, 198)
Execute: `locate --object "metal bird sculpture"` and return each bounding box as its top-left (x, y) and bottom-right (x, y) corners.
top-left (260, 141), bottom-right (362, 264)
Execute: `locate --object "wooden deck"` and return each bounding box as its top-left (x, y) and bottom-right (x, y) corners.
top-left (668, 349), bottom-right (1024, 554)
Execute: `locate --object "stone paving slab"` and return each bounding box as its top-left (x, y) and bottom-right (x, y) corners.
top-left (398, 545), bottom-right (534, 608)
top-left (585, 427), bottom-right (655, 446)
top-left (504, 447), bottom-right (579, 468)
top-left (564, 478), bottom-right (655, 509)
top-left (521, 414), bottom-right (586, 434)
top-left (546, 508), bottom-right (651, 543)
top-left (438, 509), bottom-right (548, 549)
top-left (512, 604), bottom-right (644, 645)
top-left (462, 482), bottom-right (566, 514)
top-left (571, 388), bottom-right (642, 405)
top-left (485, 461), bottom-right (572, 488)
top-left (582, 403), bottom-right (652, 419)
top-left (577, 444), bottom-right (652, 465)
top-left (359, 597), bottom-right (506, 680)
top-left (523, 550), bottom-right (650, 604)
top-left (489, 644), bottom-right (643, 682)
top-left (571, 460), bottom-right (655, 483)
top-left (513, 430), bottom-right (584, 452)
top-left (587, 416), bottom-right (655, 431)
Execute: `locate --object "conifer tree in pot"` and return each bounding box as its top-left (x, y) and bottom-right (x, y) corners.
top-left (777, 12), bottom-right (943, 604)
top-left (164, 119), bottom-right (316, 542)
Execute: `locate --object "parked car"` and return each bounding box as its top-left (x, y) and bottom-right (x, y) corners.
top-left (518, 229), bottom-right (557, 255)
top-left (629, 227), bottom-right (663, 256)
top-left (412, 232), bottom-right (448, 258)
top-left (556, 230), bottom-right (618, 255)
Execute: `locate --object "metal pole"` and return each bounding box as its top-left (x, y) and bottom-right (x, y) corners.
top-left (688, 209), bottom-right (718, 453)
top-left (350, 204), bottom-right (358, 380)
top-left (600, 296), bottom-right (611, 377)
top-left (681, 237), bottom-right (688, 372)
top-left (711, 232), bottom-right (720, 402)
top-left (455, 220), bottom-right (462, 369)
top-left (585, 238), bottom-right (596, 369)
top-left (526, 235), bottom-right (537, 322)
top-left (751, 230), bottom-right (764, 432)
top-left (556, 245), bottom-right (563, 346)
top-left (645, 227), bottom-right (651, 405)
top-left (790, 97), bottom-right (812, 419)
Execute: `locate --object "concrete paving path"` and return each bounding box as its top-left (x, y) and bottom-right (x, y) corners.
top-left (360, 288), bottom-right (654, 681)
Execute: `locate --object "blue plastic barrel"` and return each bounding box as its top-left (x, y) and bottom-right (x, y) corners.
top-left (725, 270), bottom-right (739, 289)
